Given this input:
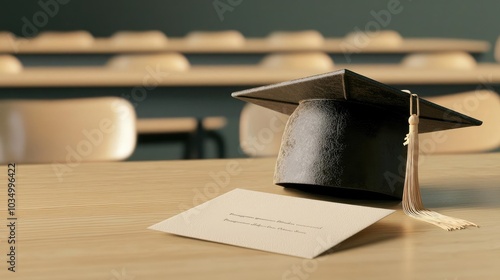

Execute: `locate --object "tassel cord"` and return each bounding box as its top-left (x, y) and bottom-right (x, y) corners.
top-left (401, 92), bottom-right (478, 231)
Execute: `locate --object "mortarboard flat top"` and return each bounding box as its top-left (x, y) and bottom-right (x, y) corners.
top-left (232, 69), bottom-right (482, 133)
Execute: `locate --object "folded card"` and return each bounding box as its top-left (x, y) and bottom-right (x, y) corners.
top-left (149, 188), bottom-right (394, 258)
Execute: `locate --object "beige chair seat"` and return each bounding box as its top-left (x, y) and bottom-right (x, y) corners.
top-left (0, 97), bottom-right (136, 164)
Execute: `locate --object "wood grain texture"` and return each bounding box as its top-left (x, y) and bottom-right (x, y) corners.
top-left (0, 153), bottom-right (499, 279)
top-left (3, 64), bottom-right (500, 87)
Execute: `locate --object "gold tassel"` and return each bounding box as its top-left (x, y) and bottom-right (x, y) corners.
top-left (401, 90), bottom-right (478, 231)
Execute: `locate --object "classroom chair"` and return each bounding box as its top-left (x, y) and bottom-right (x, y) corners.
top-left (0, 97), bottom-right (136, 164)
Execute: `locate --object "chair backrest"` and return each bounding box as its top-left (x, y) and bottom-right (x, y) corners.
top-left (185, 30), bottom-right (245, 48)
top-left (267, 30), bottom-right (325, 48)
top-left (259, 52), bottom-right (334, 71)
top-left (495, 36), bottom-right (500, 63)
top-left (401, 51), bottom-right (477, 70)
top-left (0, 97), bottom-right (136, 164)
top-left (0, 55), bottom-right (22, 73)
top-left (31, 30), bottom-right (94, 48)
top-left (106, 53), bottom-right (190, 72)
top-left (419, 90), bottom-right (500, 154)
top-left (343, 30), bottom-right (403, 48)
top-left (239, 90), bottom-right (500, 157)
top-left (111, 30), bottom-right (168, 48)
top-left (239, 103), bottom-right (288, 157)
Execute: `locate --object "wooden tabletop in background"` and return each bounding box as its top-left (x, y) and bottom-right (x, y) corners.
top-left (2, 64), bottom-right (500, 87)
top-left (0, 38), bottom-right (490, 54)
top-left (0, 153), bottom-right (499, 279)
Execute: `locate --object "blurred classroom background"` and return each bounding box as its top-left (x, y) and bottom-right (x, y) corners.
top-left (1, 0), bottom-right (499, 162)
top-left (2, 0), bottom-right (499, 50)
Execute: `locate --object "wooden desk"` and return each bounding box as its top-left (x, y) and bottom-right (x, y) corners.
top-left (0, 153), bottom-right (499, 279)
top-left (136, 117), bottom-right (227, 134)
top-left (136, 117), bottom-right (228, 159)
top-left (3, 64), bottom-right (500, 87)
top-left (0, 38), bottom-right (490, 54)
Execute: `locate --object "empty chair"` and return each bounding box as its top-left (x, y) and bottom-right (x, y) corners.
top-left (419, 90), bottom-right (500, 154)
top-left (0, 32), bottom-right (16, 50)
top-left (110, 30), bottom-right (168, 48)
top-left (402, 51), bottom-right (477, 70)
top-left (106, 53), bottom-right (190, 72)
top-left (259, 52), bottom-right (334, 71)
top-left (31, 30), bottom-right (94, 48)
top-left (495, 36), bottom-right (500, 63)
top-left (267, 30), bottom-right (325, 48)
top-left (185, 30), bottom-right (245, 48)
top-left (0, 55), bottom-right (22, 73)
top-left (239, 103), bottom-right (288, 157)
top-left (239, 90), bottom-right (500, 156)
top-left (0, 97), bottom-right (136, 164)
top-left (342, 30), bottom-right (403, 49)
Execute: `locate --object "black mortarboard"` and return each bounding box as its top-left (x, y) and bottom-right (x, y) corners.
top-left (232, 69), bottom-right (482, 200)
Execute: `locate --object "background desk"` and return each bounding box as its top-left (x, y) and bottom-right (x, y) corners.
top-left (0, 37), bottom-right (490, 54)
top-left (4, 65), bottom-right (500, 86)
top-left (0, 153), bottom-right (499, 279)
top-left (1, 67), bottom-right (498, 160)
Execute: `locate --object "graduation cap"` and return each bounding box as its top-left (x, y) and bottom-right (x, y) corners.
top-left (232, 69), bottom-right (481, 231)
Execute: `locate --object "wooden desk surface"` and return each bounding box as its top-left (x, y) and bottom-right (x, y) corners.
top-left (0, 38), bottom-right (490, 54)
top-left (136, 117), bottom-right (227, 134)
top-left (2, 64), bottom-right (500, 87)
top-left (0, 153), bottom-right (499, 279)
